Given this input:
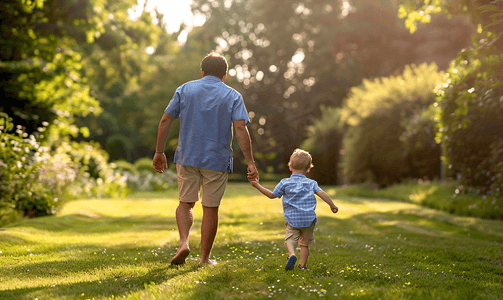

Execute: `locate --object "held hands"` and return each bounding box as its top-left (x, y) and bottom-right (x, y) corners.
top-left (247, 163), bottom-right (259, 182)
top-left (153, 152), bottom-right (168, 173)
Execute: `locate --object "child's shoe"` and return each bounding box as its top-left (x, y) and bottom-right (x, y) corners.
top-left (285, 255), bottom-right (297, 271)
top-left (298, 265), bottom-right (307, 270)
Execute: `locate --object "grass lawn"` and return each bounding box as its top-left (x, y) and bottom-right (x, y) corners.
top-left (1, 183), bottom-right (502, 299)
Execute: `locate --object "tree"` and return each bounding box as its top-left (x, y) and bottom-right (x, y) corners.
top-left (189, 0), bottom-right (472, 177)
top-left (74, 0), bottom-right (191, 162)
top-left (0, 0), bottom-right (102, 143)
top-left (399, 0), bottom-right (503, 196)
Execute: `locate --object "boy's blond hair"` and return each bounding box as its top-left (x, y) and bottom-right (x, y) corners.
top-left (288, 148), bottom-right (314, 171)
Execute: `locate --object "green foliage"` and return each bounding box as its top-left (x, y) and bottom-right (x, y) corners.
top-left (340, 64), bottom-right (443, 187)
top-left (58, 141), bottom-right (130, 199)
top-left (399, 0), bottom-right (503, 197)
top-left (111, 160), bottom-right (138, 175)
top-left (0, 113), bottom-right (75, 223)
top-left (191, 0), bottom-right (472, 174)
top-left (399, 0), bottom-right (503, 38)
top-left (133, 157), bottom-right (156, 174)
top-left (434, 31), bottom-right (503, 196)
top-left (0, 113), bottom-right (129, 226)
top-left (75, 1), bottom-right (187, 163)
top-left (337, 180), bottom-right (503, 220)
top-left (301, 106), bottom-right (342, 184)
top-left (0, 0), bottom-right (102, 141)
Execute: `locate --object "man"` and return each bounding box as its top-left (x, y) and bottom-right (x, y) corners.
top-left (153, 52), bottom-right (258, 266)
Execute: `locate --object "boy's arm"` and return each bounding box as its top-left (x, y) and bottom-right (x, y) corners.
top-left (315, 190), bottom-right (338, 213)
top-left (251, 180), bottom-right (277, 199)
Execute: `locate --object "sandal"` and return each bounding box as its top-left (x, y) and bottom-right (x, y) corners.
top-left (285, 255), bottom-right (297, 271)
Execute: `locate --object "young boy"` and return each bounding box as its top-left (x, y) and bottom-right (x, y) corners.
top-left (250, 149), bottom-right (338, 270)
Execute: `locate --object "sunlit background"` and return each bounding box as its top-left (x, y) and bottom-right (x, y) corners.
top-left (129, 0), bottom-right (206, 42)
top-left (1, 0), bottom-right (502, 220)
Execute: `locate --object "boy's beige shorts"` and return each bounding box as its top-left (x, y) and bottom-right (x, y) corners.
top-left (176, 164), bottom-right (228, 207)
top-left (284, 222), bottom-right (316, 247)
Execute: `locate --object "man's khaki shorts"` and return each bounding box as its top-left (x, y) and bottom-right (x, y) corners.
top-left (176, 164), bottom-right (228, 207)
top-left (284, 222), bottom-right (316, 247)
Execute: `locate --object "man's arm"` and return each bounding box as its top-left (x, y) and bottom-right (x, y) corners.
top-left (153, 113), bottom-right (176, 173)
top-left (233, 119), bottom-right (258, 181)
top-left (315, 190), bottom-right (339, 213)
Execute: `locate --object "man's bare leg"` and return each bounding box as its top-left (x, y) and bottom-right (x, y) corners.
top-left (171, 202), bottom-right (195, 265)
top-left (199, 205), bottom-right (219, 265)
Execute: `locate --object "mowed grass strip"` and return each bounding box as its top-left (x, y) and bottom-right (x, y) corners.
top-left (0, 183), bottom-right (502, 300)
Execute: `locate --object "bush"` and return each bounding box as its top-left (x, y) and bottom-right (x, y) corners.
top-left (122, 170), bottom-right (177, 192)
top-left (62, 141), bottom-right (130, 199)
top-left (340, 64), bottom-right (443, 187)
top-left (0, 113), bottom-right (130, 226)
top-left (0, 114), bottom-right (77, 222)
top-left (302, 106), bottom-right (343, 185)
top-left (134, 157), bottom-right (156, 174)
top-left (435, 30), bottom-right (503, 197)
top-left (111, 160), bottom-right (138, 175)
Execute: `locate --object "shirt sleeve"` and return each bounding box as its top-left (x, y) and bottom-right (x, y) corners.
top-left (164, 88), bottom-right (181, 118)
top-left (272, 180), bottom-right (285, 198)
top-left (231, 93), bottom-right (250, 125)
top-left (313, 180), bottom-right (322, 194)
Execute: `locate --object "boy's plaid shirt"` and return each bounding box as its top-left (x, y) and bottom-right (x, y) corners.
top-left (272, 173), bottom-right (322, 228)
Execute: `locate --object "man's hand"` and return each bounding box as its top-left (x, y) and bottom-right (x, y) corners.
top-left (331, 205), bottom-right (339, 214)
top-left (153, 152), bottom-right (168, 173)
top-left (247, 163), bottom-right (259, 181)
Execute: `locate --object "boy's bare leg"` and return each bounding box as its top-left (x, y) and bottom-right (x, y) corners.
top-left (171, 202), bottom-right (195, 265)
top-left (285, 242), bottom-right (296, 258)
top-left (200, 205), bottom-right (219, 264)
top-left (299, 245), bottom-right (309, 267)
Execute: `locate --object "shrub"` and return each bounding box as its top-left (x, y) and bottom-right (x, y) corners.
top-left (0, 113), bottom-right (76, 221)
top-left (302, 106), bottom-right (343, 185)
top-left (0, 113), bottom-right (130, 226)
top-left (434, 30), bottom-right (503, 197)
top-left (134, 157), bottom-right (156, 174)
top-left (122, 170), bottom-right (177, 192)
top-left (340, 64), bottom-right (443, 187)
top-left (111, 160), bottom-right (138, 175)
top-left (62, 141), bottom-right (130, 199)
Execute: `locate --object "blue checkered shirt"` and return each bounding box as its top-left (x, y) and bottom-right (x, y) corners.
top-left (165, 75), bottom-right (249, 173)
top-left (272, 173), bottom-right (322, 228)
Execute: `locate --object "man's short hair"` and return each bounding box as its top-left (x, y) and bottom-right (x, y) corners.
top-left (288, 148), bottom-right (314, 171)
top-left (201, 52), bottom-right (228, 79)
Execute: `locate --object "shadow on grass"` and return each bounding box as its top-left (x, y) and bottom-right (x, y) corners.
top-left (2, 193), bottom-right (503, 300)
top-left (0, 241), bottom-right (199, 300)
top-left (6, 214), bottom-right (178, 234)
top-left (0, 264), bottom-right (195, 300)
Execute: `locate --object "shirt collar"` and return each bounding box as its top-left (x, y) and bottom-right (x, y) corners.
top-left (290, 173), bottom-right (307, 179)
top-left (202, 75), bottom-right (223, 82)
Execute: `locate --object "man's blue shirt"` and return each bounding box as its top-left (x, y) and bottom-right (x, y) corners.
top-left (272, 173), bottom-right (322, 228)
top-left (164, 75), bottom-right (249, 173)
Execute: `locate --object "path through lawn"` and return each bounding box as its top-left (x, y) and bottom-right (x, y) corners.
top-left (1, 183), bottom-right (502, 299)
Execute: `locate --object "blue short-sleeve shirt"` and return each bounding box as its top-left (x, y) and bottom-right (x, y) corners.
top-left (272, 173), bottom-right (322, 228)
top-left (164, 75), bottom-right (249, 173)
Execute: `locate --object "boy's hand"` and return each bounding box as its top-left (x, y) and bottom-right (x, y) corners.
top-left (250, 179), bottom-right (259, 187)
top-left (331, 205), bottom-right (338, 213)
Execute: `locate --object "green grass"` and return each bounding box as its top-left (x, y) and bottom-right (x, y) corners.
top-left (1, 183), bottom-right (502, 299)
top-left (337, 180), bottom-right (503, 220)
